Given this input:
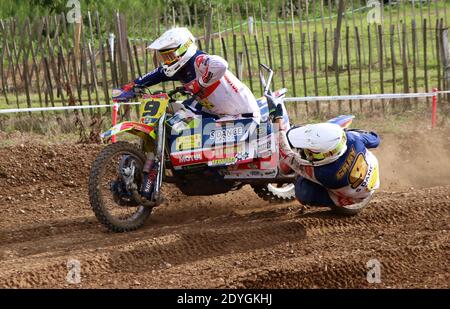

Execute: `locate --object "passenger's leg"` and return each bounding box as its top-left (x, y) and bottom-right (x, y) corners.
top-left (295, 177), bottom-right (335, 207)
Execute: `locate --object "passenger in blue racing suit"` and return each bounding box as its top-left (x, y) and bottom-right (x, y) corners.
top-left (275, 110), bottom-right (381, 210)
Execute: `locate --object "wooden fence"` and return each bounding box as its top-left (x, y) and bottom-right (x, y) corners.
top-left (0, 0), bottom-right (449, 120)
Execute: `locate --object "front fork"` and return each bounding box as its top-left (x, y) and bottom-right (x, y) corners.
top-left (141, 113), bottom-right (166, 203)
top-left (153, 113), bottom-right (166, 202)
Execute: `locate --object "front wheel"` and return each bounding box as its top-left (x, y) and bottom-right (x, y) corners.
top-left (252, 183), bottom-right (296, 203)
top-left (88, 141), bottom-right (154, 232)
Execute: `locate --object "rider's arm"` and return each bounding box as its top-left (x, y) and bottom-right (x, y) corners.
top-left (278, 128), bottom-right (313, 178)
top-left (134, 67), bottom-right (174, 88)
top-left (348, 130), bottom-right (380, 149)
top-left (197, 55), bottom-right (228, 87)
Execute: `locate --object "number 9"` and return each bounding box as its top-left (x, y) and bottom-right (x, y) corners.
top-left (143, 100), bottom-right (160, 117)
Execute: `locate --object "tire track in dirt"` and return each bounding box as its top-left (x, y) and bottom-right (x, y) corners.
top-left (0, 141), bottom-right (449, 288)
top-left (225, 238), bottom-right (450, 288)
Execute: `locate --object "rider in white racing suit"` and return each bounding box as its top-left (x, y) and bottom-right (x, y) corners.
top-left (114, 27), bottom-right (261, 123)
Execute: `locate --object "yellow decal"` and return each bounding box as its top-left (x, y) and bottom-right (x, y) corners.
top-left (176, 134), bottom-right (202, 151)
top-left (213, 144), bottom-right (244, 158)
top-left (348, 153), bottom-right (369, 189)
top-left (199, 99), bottom-right (215, 110)
top-left (140, 97), bottom-right (169, 124)
top-left (336, 146), bottom-right (356, 180)
top-left (210, 157), bottom-right (237, 165)
top-left (367, 165), bottom-right (379, 190)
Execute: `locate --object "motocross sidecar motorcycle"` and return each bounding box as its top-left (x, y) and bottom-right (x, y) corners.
top-left (88, 65), bottom-right (302, 232)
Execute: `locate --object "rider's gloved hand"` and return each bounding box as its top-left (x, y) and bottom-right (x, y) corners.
top-left (273, 104), bottom-right (284, 120)
top-left (122, 81), bottom-right (136, 92)
top-left (112, 88), bottom-right (136, 102)
top-left (112, 81), bottom-right (144, 102)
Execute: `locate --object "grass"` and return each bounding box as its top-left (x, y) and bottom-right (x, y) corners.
top-left (0, 1), bottom-right (449, 114)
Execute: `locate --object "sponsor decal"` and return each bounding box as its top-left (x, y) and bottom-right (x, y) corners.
top-left (179, 153), bottom-right (203, 163)
top-left (199, 99), bottom-right (215, 109)
top-left (209, 157), bottom-right (237, 166)
top-left (175, 134), bottom-right (202, 151)
top-left (209, 127), bottom-right (243, 143)
top-left (224, 169), bottom-right (277, 179)
top-left (348, 153), bottom-right (369, 189)
top-left (224, 73), bottom-right (239, 93)
top-left (336, 146), bottom-right (356, 179)
top-left (235, 151), bottom-right (250, 161)
top-left (195, 55), bottom-right (206, 67)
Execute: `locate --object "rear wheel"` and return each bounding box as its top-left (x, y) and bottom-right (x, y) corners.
top-left (89, 141), bottom-right (154, 232)
top-left (252, 183), bottom-right (296, 203)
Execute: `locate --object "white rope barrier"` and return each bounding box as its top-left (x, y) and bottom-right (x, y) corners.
top-left (0, 91), bottom-right (444, 115)
top-left (284, 92), bottom-right (436, 103)
top-left (0, 102), bottom-right (141, 114)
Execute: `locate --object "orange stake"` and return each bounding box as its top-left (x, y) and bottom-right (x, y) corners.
top-left (432, 88), bottom-right (438, 129)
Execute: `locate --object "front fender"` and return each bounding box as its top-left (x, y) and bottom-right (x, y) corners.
top-left (101, 121), bottom-right (156, 140)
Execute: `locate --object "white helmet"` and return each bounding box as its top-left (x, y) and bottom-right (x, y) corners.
top-left (286, 123), bottom-right (347, 166)
top-left (148, 27), bottom-right (197, 77)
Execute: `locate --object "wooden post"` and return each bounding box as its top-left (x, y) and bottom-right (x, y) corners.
top-left (254, 34), bottom-right (263, 95)
top-left (435, 19), bottom-right (442, 101)
top-left (378, 25), bottom-right (385, 115)
top-left (324, 28), bottom-right (330, 97)
top-left (81, 31), bottom-right (93, 115)
top-left (116, 12), bottom-right (129, 88)
top-left (233, 34), bottom-right (239, 80)
top-left (23, 41), bottom-right (32, 112)
top-left (43, 56), bottom-right (55, 108)
top-left (205, 4), bottom-right (213, 53)
top-left (289, 33), bottom-right (297, 99)
top-left (441, 26), bottom-right (450, 113)
top-left (390, 24), bottom-right (397, 94)
top-left (133, 44), bottom-right (142, 77)
top-left (87, 11), bottom-right (99, 88)
top-left (300, 32), bottom-right (308, 115)
top-left (26, 19), bottom-right (43, 114)
top-left (332, 0), bottom-right (345, 70)
top-left (267, 35), bottom-right (276, 90)
top-left (346, 26), bottom-right (352, 113)
top-left (297, 0), bottom-right (305, 69)
top-left (243, 35), bottom-right (254, 92)
top-left (368, 25), bottom-right (374, 112)
top-left (221, 37), bottom-right (228, 62)
top-left (278, 33), bottom-right (286, 88)
top-left (259, 0), bottom-right (268, 65)
top-left (74, 20), bottom-right (82, 73)
top-left (355, 26), bottom-right (362, 112)
top-left (402, 22), bottom-right (410, 110)
top-left (412, 19), bottom-right (418, 109)
top-left (427, 0), bottom-right (435, 58)
top-left (334, 26), bottom-right (341, 105)
top-left (313, 31), bottom-right (319, 115)
top-left (423, 18), bottom-right (429, 104)
top-left (0, 37), bottom-right (10, 106)
top-left (95, 11), bottom-right (110, 107)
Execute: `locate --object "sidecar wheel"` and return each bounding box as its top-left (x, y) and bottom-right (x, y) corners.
top-left (252, 183), bottom-right (296, 203)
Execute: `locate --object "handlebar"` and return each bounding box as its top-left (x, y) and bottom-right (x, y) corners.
top-left (259, 64), bottom-right (273, 96)
top-left (260, 63), bottom-right (271, 72)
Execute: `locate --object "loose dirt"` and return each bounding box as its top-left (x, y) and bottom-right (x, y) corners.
top-left (0, 129), bottom-right (449, 288)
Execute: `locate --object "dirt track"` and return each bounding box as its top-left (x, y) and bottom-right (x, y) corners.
top-left (0, 130), bottom-right (449, 288)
